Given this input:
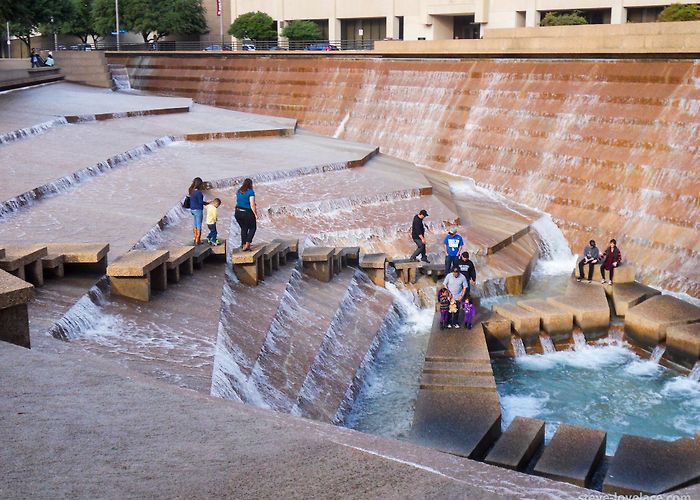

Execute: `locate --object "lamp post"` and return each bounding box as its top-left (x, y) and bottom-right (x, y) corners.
top-left (217, 0), bottom-right (224, 48)
top-left (115, 0), bottom-right (120, 51)
top-left (6, 22), bottom-right (10, 59)
top-left (50, 16), bottom-right (57, 51)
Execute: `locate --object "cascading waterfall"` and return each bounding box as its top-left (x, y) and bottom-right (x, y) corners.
top-left (573, 331), bottom-right (587, 351)
top-left (530, 215), bottom-right (576, 277)
top-left (650, 344), bottom-right (666, 364)
top-left (0, 117), bottom-right (68, 145)
top-left (511, 336), bottom-right (527, 357)
top-left (47, 278), bottom-right (110, 340)
top-left (540, 334), bottom-right (556, 354)
top-left (609, 328), bottom-right (624, 345)
top-left (689, 361), bottom-right (700, 382)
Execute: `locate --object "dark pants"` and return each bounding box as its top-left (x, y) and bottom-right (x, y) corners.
top-left (601, 266), bottom-right (615, 282)
top-left (206, 223), bottom-right (217, 243)
top-left (235, 208), bottom-right (256, 246)
top-left (411, 238), bottom-right (426, 260)
top-left (444, 255), bottom-right (459, 275)
top-left (578, 259), bottom-right (595, 280)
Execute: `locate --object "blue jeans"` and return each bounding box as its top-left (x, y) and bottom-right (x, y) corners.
top-left (191, 209), bottom-right (203, 229)
top-left (207, 223), bottom-right (217, 242)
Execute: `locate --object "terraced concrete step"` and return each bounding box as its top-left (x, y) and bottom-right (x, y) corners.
top-left (492, 303), bottom-right (540, 338)
top-left (604, 434), bottom-right (700, 496)
top-left (517, 299), bottom-right (573, 337)
top-left (610, 282), bottom-right (661, 317)
top-left (419, 372), bottom-right (496, 392)
top-left (625, 295), bottom-right (700, 349)
top-left (251, 268), bottom-right (357, 411)
top-left (666, 323), bottom-right (700, 369)
top-left (293, 274), bottom-right (395, 422)
top-left (534, 423), bottom-right (606, 488)
top-left (547, 282), bottom-right (610, 334)
top-left (422, 360), bottom-right (493, 376)
top-left (485, 417), bottom-right (545, 471)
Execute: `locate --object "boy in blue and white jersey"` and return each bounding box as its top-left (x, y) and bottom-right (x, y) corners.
top-left (443, 228), bottom-right (464, 275)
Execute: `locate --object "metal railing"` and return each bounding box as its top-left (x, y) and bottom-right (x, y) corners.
top-left (54, 39), bottom-right (377, 52)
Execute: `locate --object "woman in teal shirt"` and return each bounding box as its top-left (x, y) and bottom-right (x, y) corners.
top-left (235, 178), bottom-right (257, 251)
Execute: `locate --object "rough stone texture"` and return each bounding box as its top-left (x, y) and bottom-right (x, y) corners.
top-left (482, 312), bottom-right (513, 352)
top-left (109, 276), bottom-right (152, 302)
top-left (231, 244), bottom-right (266, 265)
top-left (0, 245), bottom-right (48, 271)
top-left (302, 247), bottom-right (334, 282)
top-left (534, 423), bottom-right (606, 488)
top-left (610, 282), bottom-right (661, 317)
top-left (517, 299), bottom-right (573, 337)
top-left (44, 243), bottom-right (109, 264)
top-left (485, 417), bottom-right (545, 471)
top-left (0, 269), bottom-right (34, 310)
top-left (107, 250), bottom-right (169, 277)
top-left (419, 372), bottom-right (497, 392)
top-left (0, 303), bottom-right (31, 349)
top-left (41, 253), bottom-right (65, 278)
top-left (625, 295), bottom-right (700, 348)
top-left (209, 239), bottom-right (226, 256)
top-left (192, 244), bottom-right (212, 269)
top-left (548, 283), bottom-right (610, 334)
top-left (342, 246), bottom-right (360, 266)
top-left (492, 303), bottom-right (541, 339)
top-left (360, 253), bottom-right (387, 269)
top-left (604, 434), bottom-right (700, 496)
top-left (0, 341), bottom-right (589, 499)
top-left (164, 246), bottom-right (195, 269)
top-left (665, 323), bottom-right (700, 369)
top-left (391, 259), bottom-right (422, 284)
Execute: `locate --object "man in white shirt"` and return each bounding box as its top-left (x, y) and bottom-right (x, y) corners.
top-left (443, 267), bottom-right (468, 328)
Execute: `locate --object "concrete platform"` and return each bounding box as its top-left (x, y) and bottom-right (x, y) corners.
top-left (231, 244), bottom-right (266, 286)
top-left (603, 435), bottom-right (700, 496)
top-left (410, 389), bottom-right (502, 460)
top-left (301, 246), bottom-right (335, 282)
top-left (41, 253), bottom-right (65, 278)
top-left (610, 282), bottom-right (661, 317)
top-left (163, 246), bottom-right (195, 283)
top-left (492, 303), bottom-right (540, 340)
top-left (359, 253), bottom-right (387, 287)
top-left (0, 269), bottom-right (34, 348)
top-left (665, 323), bottom-right (700, 369)
top-left (517, 299), bottom-right (573, 337)
top-left (389, 258), bottom-right (423, 284)
top-left (625, 295), bottom-right (700, 348)
top-left (481, 312), bottom-right (513, 352)
top-left (424, 320), bottom-right (491, 364)
top-left (0, 341), bottom-right (590, 499)
top-left (419, 372), bottom-right (497, 392)
top-left (0, 245), bottom-right (48, 286)
top-left (573, 261), bottom-right (636, 284)
top-left (485, 417), bottom-right (545, 471)
top-left (548, 282), bottom-right (610, 334)
top-left (533, 424), bottom-right (606, 488)
top-left (106, 250), bottom-right (169, 302)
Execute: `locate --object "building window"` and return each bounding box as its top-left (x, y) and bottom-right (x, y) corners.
top-left (626, 7), bottom-right (664, 23)
top-left (516, 11), bottom-right (526, 27)
top-left (454, 15), bottom-right (480, 39)
top-left (341, 18), bottom-right (386, 48)
top-left (539, 8), bottom-right (611, 24)
top-left (398, 16), bottom-right (404, 40)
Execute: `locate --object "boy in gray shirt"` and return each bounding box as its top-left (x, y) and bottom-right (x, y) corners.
top-left (443, 267), bottom-right (468, 328)
top-left (577, 240), bottom-right (600, 283)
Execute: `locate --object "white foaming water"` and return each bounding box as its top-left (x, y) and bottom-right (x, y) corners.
top-left (573, 331), bottom-right (587, 350)
top-left (511, 337), bottom-right (527, 357)
top-left (344, 282), bottom-right (434, 438)
top-left (650, 344), bottom-right (666, 364)
top-left (530, 215), bottom-right (576, 277)
top-left (540, 335), bottom-right (556, 354)
top-left (624, 359), bottom-right (663, 377)
top-left (515, 341), bottom-right (636, 371)
top-left (448, 178), bottom-right (534, 219)
top-left (0, 117), bottom-right (68, 145)
top-left (333, 112), bottom-right (350, 138)
top-left (48, 280), bottom-right (110, 340)
top-left (500, 394), bottom-right (551, 430)
top-left (689, 361), bottom-right (700, 382)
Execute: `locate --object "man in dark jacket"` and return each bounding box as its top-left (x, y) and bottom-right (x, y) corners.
top-left (457, 251), bottom-right (477, 296)
top-left (577, 239), bottom-right (600, 283)
top-left (600, 239), bottom-right (622, 285)
top-left (410, 209), bottom-right (430, 262)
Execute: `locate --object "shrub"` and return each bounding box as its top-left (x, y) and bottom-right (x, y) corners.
top-left (228, 11), bottom-right (277, 40)
top-left (658, 3), bottom-right (700, 22)
top-left (540, 11), bottom-right (588, 26)
top-left (282, 20), bottom-right (321, 41)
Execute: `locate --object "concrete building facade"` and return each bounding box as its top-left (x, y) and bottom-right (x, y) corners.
top-left (219, 0), bottom-right (696, 42)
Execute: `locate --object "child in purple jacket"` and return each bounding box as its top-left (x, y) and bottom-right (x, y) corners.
top-left (463, 297), bottom-right (476, 330)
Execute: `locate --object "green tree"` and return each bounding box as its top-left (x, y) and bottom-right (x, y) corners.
top-left (228, 11), bottom-right (277, 40)
top-left (8, 0), bottom-right (72, 49)
top-left (91, 0), bottom-right (117, 38)
top-left (57, 0), bottom-right (101, 45)
top-left (658, 3), bottom-right (700, 21)
top-left (163, 0), bottom-right (208, 38)
top-left (282, 20), bottom-right (321, 41)
top-left (540, 11), bottom-right (588, 26)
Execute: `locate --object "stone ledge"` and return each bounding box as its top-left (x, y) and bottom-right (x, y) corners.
top-left (0, 269), bottom-right (34, 310)
top-left (610, 282), bottom-right (660, 317)
top-left (625, 295), bottom-right (700, 348)
top-left (231, 244), bottom-right (266, 264)
top-left (492, 303), bottom-right (540, 338)
top-left (107, 250), bottom-right (169, 277)
top-left (301, 247), bottom-right (334, 262)
top-left (485, 417), bottom-right (545, 471)
top-left (45, 243), bottom-right (109, 264)
top-left (0, 245), bottom-right (48, 270)
top-left (163, 246), bottom-right (195, 268)
top-left (360, 253), bottom-right (387, 269)
top-left (517, 299), bottom-right (573, 337)
top-left (665, 323), bottom-right (700, 368)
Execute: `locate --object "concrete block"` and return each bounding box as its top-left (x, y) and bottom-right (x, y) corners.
top-left (517, 299), bottom-right (573, 338)
top-left (360, 253), bottom-right (386, 287)
top-left (492, 303), bottom-right (540, 340)
top-left (272, 238), bottom-right (299, 259)
top-left (419, 372), bottom-right (496, 392)
top-left (485, 417), bottom-right (545, 471)
top-left (411, 390), bottom-right (502, 460)
top-left (666, 323), bottom-right (700, 369)
top-left (342, 246), bottom-right (360, 266)
top-left (391, 258), bottom-right (422, 284)
top-left (42, 254), bottom-right (65, 278)
top-left (482, 313), bottom-right (512, 352)
top-left (209, 239), bottom-right (226, 257)
top-left (611, 282), bottom-right (660, 317)
top-left (604, 434), bottom-right (700, 496)
top-left (0, 245), bottom-right (48, 286)
top-left (109, 276), bottom-right (151, 302)
top-left (548, 283), bottom-right (610, 333)
top-left (625, 295), bottom-right (700, 348)
top-left (575, 261), bottom-right (636, 284)
top-left (302, 247), bottom-right (334, 282)
top-left (107, 250), bottom-right (169, 277)
top-left (45, 243), bottom-right (109, 265)
top-left (534, 423), bottom-right (606, 488)
top-left (193, 244), bottom-right (212, 269)
top-left (0, 269), bottom-right (34, 348)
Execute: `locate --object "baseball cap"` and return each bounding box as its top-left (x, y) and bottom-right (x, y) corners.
top-left (419, 209), bottom-right (429, 216)
top-left (448, 228), bottom-right (457, 234)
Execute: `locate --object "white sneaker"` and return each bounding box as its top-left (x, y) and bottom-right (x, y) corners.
top-left (454, 324), bottom-right (460, 329)
top-left (601, 279), bottom-right (606, 284)
top-left (609, 280), bottom-right (613, 285)
top-left (447, 324), bottom-right (452, 329)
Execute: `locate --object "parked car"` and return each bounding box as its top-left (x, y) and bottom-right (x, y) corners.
top-left (69, 43), bottom-right (92, 51)
top-left (305, 43), bottom-right (339, 51)
top-left (203, 44), bottom-right (233, 51)
top-left (241, 39), bottom-right (256, 51)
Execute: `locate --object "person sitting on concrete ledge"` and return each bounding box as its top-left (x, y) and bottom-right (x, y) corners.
top-left (410, 209), bottom-right (430, 263)
top-left (443, 267), bottom-right (468, 329)
top-left (457, 251), bottom-right (476, 296)
top-left (577, 239), bottom-right (600, 283)
top-left (600, 239), bottom-right (622, 285)
top-left (443, 228), bottom-right (463, 275)
top-left (44, 52), bottom-right (55, 67)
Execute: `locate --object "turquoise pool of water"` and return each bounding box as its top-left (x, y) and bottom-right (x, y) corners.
top-left (492, 338), bottom-right (700, 455)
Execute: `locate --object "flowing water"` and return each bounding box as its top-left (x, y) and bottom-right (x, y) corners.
top-left (511, 337), bottom-right (527, 357)
top-left (690, 362), bottom-right (700, 382)
top-left (650, 344), bottom-right (667, 364)
top-left (573, 331), bottom-right (587, 350)
top-left (493, 338), bottom-right (700, 455)
top-left (540, 335), bottom-right (556, 354)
